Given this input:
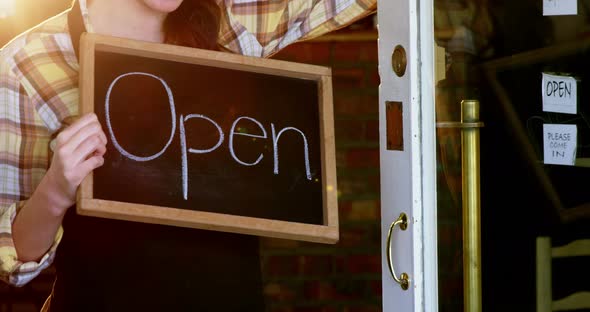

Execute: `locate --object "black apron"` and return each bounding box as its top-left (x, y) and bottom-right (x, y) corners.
top-left (51, 210), bottom-right (264, 311)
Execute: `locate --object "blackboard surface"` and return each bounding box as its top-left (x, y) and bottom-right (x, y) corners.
top-left (94, 51), bottom-right (323, 224)
top-left (78, 34), bottom-right (338, 243)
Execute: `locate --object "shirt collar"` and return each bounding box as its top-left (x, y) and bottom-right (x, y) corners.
top-left (68, 0), bottom-right (93, 60)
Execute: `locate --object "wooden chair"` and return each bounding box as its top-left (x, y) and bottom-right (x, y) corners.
top-left (536, 237), bottom-right (590, 312)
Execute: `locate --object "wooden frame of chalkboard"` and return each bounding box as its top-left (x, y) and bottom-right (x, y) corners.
top-left (77, 33), bottom-right (338, 244)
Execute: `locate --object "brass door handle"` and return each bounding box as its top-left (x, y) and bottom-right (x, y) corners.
top-left (386, 212), bottom-right (410, 290)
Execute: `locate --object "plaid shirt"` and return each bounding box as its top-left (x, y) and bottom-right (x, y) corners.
top-left (0, 0), bottom-right (376, 287)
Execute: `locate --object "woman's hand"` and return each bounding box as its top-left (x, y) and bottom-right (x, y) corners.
top-left (44, 113), bottom-right (108, 214)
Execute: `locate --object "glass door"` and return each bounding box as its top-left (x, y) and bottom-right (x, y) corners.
top-left (434, 1), bottom-right (590, 311)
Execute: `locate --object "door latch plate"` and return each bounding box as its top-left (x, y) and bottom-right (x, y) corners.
top-left (386, 101), bottom-right (403, 151)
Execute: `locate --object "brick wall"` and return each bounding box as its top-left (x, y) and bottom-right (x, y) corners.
top-left (263, 35), bottom-right (382, 312)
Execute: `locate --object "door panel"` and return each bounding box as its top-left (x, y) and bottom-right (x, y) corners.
top-left (379, 0), bottom-right (438, 310)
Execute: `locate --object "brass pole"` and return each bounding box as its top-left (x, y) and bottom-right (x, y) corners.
top-left (462, 100), bottom-right (482, 312)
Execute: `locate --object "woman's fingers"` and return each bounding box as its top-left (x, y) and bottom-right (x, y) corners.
top-left (56, 113), bottom-right (99, 145)
top-left (78, 155), bottom-right (105, 179)
top-left (94, 142), bottom-right (107, 157)
top-left (55, 112), bottom-right (108, 170)
top-left (63, 121), bottom-right (105, 154)
top-left (45, 114), bottom-right (109, 208)
top-left (72, 135), bottom-right (107, 165)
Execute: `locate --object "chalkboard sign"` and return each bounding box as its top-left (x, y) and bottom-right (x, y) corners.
top-left (77, 33), bottom-right (338, 243)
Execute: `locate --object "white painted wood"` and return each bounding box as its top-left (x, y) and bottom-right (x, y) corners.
top-left (378, 0), bottom-right (438, 310)
top-left (419, 0), bottom-right (439, 310)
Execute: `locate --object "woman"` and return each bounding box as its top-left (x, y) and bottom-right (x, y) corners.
top-left (0, 0), bottom-right (375, 310)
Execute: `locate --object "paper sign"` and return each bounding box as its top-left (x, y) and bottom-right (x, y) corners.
top-left (543, 0), bottom-right (577, 16)
top-left (542, 73), bottom-right (577, 114)
top-left (544, 124), bottom-right (577, 166)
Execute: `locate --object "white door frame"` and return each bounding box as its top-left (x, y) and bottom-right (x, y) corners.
top-left (378, 0), bottom-right (437, 310)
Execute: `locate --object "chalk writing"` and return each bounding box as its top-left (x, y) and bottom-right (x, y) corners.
top-left (106, 72), bottom-right (177, 161)
top-left (272, 125), bottom-right (311, 180)
top-left (229, 117), bottom-right (266, 167)
top-left (105, 72), bottom-right (312, 200)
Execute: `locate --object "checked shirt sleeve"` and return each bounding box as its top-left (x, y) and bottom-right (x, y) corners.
top-left (0, 203), bottom-right (63, 287)
top-left (218, 0), bottom-right (377, 57)
top-left (0, 36), bottom-right (69, 287)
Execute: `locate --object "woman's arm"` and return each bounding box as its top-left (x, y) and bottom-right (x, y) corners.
top-left (12, 114), bottom-right (107, 262)
top-left (217, 0), bottom-right (377, 57)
